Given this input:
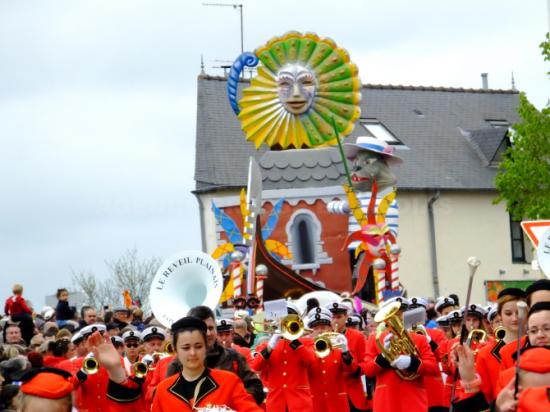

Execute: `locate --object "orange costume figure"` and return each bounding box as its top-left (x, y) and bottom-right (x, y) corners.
top-left (362, 302), bottom-right (439, 412)
top-left (251, 334), bottom-right (316, 411)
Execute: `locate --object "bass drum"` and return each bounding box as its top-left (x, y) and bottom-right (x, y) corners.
top-left (149, 251), bottom-right (223, 328)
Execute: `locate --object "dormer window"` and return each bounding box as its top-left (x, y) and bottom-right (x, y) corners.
top-left (360, 119), bottom-right (404, 145)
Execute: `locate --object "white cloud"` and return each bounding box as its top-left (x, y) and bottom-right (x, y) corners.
top-left (0, 0), bottom-right (548, 306)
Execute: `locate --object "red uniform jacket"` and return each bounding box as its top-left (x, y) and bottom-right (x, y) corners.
top-left (518, 386), bottom-right (550, 412)
top-left (57, 356), bottom-right (129, 412)
top-left (343, 327), bottom-right (370, 410)
top-left (362, 331), bottom-right (439, 412)
top-left (499, 336), bottom-right (528, 371)
top-left (233, 343), bottom-right (254, 366)
top-left (441, 335), bottom-right (489, 405)
top-left (424, 328), bottom-right (447, 408)
top-left (251, 338), bottom-right (315, 412)
top-left (475, 338), bottom-right (505, 402)
top-left (152, 368), bottom-right (261, 412)
top-left (4, 295), bottom-right (32, 315)
top-left (308, 348), bottom-right (357, 412)
top-left (145, 355), bottom-right (175, 408)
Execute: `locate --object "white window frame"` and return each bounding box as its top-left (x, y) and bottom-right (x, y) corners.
top-left (359, 119), bottom-right (403, 145)
top-left (283, 209), bottom-right (332, 274)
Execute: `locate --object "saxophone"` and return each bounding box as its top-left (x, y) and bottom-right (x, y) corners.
top-left (374, 301), bottom-right (420, 380)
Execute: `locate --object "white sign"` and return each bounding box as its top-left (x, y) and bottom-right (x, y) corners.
top-left (263, 299), bottom-right (288, 320)
top-left (537, 227), bottom-right (550, 278)
top-left (149, 251), bottom-right (223, 328)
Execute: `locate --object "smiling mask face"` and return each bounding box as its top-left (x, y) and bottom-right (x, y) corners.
top-left (276, 64), bottom-right (316, 115)
top-left (350, 151), bottom-right (396, 192)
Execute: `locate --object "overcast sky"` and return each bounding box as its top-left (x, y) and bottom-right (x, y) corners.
top-left (1, 0), bottom-right (548, 309)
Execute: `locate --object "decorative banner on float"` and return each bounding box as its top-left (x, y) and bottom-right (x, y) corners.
top-left (485, 280), bottom-right (535, 302)
top-left (149, 251), bottom-right (223, 328)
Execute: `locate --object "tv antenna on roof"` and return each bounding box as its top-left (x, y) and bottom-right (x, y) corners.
top-left (203, 3), bottom-right (244, 54)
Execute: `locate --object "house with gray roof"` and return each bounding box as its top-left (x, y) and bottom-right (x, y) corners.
top-left (194, 74), bottom-right (536, 303)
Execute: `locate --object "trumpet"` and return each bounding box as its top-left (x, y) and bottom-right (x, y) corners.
top-left (374, 302), bottom-right (419, 380)
top-left (253, 315), bottom-right (306, 340)
top-left (133, 361), bottom-right (149, 379)
top-left (313, 332), bottom-right (346, 358)
top-left (82, 357), bottom-right (99, 375)
top-left (280, 314), bottom-right (305, 341)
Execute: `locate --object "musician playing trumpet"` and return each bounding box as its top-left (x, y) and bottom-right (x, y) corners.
top-left (327, 301), bottom-right (370, 412)
top-left (250, 301), bottom-right (316, 412)
top-left (362, 300), bottom-right (439, 412)
top-left (307, 307), bottom-right (358, 412)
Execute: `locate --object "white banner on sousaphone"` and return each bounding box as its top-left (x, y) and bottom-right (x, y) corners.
top-left (150, 251), bottom-right (223, 328)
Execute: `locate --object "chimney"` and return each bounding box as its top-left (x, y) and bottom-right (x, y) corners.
top-left (481, 73), bottom-right (488, 89)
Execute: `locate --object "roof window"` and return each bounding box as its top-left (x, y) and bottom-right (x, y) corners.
top-left (360, 119), bottom-right (403, 145)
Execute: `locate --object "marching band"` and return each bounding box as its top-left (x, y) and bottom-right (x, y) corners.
top-left (4, 283), bottom-right (548, 411)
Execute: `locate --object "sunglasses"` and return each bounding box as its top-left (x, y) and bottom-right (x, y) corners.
top-left (125, 343), bottom-right (139, 348)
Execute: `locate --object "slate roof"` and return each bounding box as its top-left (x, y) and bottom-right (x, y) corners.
top-left (464, 127), bottom-right (509, 166)
top-left (194, 75), bottom-right (520, 192)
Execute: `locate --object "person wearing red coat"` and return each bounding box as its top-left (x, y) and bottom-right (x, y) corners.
top-left (250, 305), bottom-right (316, 412)
top-left (362, 301), bottom-right (439, 412)
top-left (4, 283), bottom-right (34, 344)
top-left (97, 316), bottom-right (261, 412)
top-left (328, 301), bottom-right (370, 412)
top-left (306, 307), bottom-right (359, 412)
top-left (408, 297), bottom-right (447, 412)
top-left (476, 288), bottom-right (526, 403)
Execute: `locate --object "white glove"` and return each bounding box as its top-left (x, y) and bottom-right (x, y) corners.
top-left (391, 354), bottom-right (412, 370)
top-left (142, 354), bottom-right (154, 365)
top-left (336, 334), bottom-right (349, 353)
top-left (383, 333), bottom-right (393, 350)
top-left (268, 333), bottom-right (281, 350)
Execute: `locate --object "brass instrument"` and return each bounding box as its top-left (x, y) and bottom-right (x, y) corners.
top-left (252, 319), bottom-right (279, 334)
top-left (281, 314), bottom-right (305, 341)
top-left (374, 302), bottom-right (420, 380)
top-left (133, 361), bottom-right (149, 379)
top-left (313, 332), bottom-right (346, 358)
top-left (411, 323), bottom-right (427, 336)
top-left (494, 326), bottom-right (506, 342)
top-left (164, 341), bottom-right (175, 355)
top-left (465, 329), bottom-right (487, 348)
top-left (82, 357), bottom-right (99, 375)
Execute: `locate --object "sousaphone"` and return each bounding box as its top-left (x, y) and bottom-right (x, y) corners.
top-left (149, 251), bottom-right (223, 328)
